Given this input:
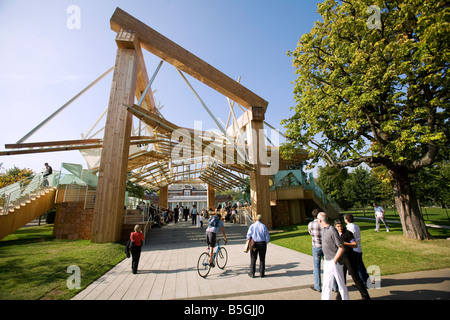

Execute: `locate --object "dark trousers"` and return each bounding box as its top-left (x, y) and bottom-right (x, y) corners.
top-left (131, 245), bottom-right (142, 274)
top-left (249, 241), bottom-right (267, 276)
top-left (354, 252), bottom-right (370, 286)
top-left (336, 253), bottom-right (371, 300)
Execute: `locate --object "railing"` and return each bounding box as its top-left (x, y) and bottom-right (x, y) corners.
top-left (56, 184), bottom-right (97, 210)
top-left (0, 171), bottom-right (60, 215)
top-left (270, 170), bottom-right (342, 214)
top-left (234, 206), bottom-right (253, 226)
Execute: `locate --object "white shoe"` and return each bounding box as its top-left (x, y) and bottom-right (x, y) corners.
top-left (386, 229), bottom-right (390, 232)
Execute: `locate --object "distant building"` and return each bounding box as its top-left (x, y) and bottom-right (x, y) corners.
top-left (143, 183), bottom-right (233, 211)
top-left (168, 184), bottom-right (207, 211)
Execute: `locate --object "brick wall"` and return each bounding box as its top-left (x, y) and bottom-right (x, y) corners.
top-left (271, 200), bottom-right (290, 227)
top-left (53, 202), bottom-right (94, 240)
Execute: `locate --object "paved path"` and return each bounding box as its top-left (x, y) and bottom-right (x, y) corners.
top-left (73, 220), bottom-right (315, 300)
top-left (73, 220), bottom-right (450, 300)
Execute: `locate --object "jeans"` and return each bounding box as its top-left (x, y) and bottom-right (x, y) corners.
top-left (354, 251), bottom-right (370, 287)
top-left (312, 247), bottom-right (324, 291)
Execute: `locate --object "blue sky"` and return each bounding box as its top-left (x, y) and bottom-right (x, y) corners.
top-left (0, 0), bottom-right (322, 174)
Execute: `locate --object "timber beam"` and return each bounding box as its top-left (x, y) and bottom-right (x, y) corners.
top-left (110, 7), bottom-right (268, 111)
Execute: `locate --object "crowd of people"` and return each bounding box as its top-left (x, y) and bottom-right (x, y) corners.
top-left (133, 201), bottom-right (245, 227)
top-left (127, 201), bottom-right (247, 274)
top-left (129, 199), bottom-right (381, 300)
top-left (308, 209), bottom-right (373, 300)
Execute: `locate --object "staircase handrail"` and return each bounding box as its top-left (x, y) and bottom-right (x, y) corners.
top-left (1, 171), bottom-right (60, 215)
top-left (270, 169), bottom-right (342, 214)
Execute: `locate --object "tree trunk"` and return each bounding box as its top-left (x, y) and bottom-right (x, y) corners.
top-left (388, 166), bottom-right (433, 240)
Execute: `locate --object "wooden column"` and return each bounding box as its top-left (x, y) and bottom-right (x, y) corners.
top-left (207, 184), bottom-right (215, 210)
top-left (159, 185), bottom-right (168, 210)
top-left (91, 31), bottom-right (139, 243)
top-left (246, 107), bottom-right (272, 229)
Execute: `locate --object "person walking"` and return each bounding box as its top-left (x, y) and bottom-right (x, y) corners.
top-left (308, 208), bottom-right (323, 292)
top-left (334, 220), bottom-right (371, 300)
top-left (200, 209), bottom-right (205, 228)
top-left (130, 225), bottom-right (145, 274)
top-left (184, 206), bottom-right (189, 222)
top-left (191, 205), bottom-right (198, 225)
top-left (317, 212), bottom-right (349, 300)
top-left (373, 203), bottom-right (390, 232)
top-left (344, 213), bottom-right (371, 287)
top-left (246, 214), bottom-right (270, 278)
top-left (174, 205), bottom-right (179, 224)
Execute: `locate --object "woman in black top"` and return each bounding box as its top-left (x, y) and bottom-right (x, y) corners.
top-left (334, 220), bottom-right (371, 300)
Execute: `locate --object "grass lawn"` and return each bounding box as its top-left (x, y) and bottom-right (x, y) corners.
top-left (0, 224), bottom-right (125, 300)
top-left (343, 207), bottom-right (450, 227)
top-left (270, 219), bottom-right (450, 276)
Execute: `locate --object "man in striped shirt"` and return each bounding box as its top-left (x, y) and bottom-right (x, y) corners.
top-left (308, 209), bottom-right (323, 292)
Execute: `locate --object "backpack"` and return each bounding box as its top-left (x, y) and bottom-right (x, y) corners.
top-left (209, 216), bottom-right (220, 228)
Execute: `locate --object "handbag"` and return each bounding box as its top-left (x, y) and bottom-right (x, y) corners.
top-left (125, 239), bottom-right (131, 258)
top-left (244, 237), bottom-right (256, 253)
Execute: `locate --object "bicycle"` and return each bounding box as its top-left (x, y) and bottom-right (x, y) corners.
top-left (197, 239), bottom-right (228, 278)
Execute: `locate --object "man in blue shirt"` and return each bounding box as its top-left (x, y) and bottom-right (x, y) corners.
top-left (246, 214), bottom-right (270, 278)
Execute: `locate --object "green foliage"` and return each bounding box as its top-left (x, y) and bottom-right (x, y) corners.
top-left (0, 166), bottom-right (34, 188)
top-left (282, 0), bottom-right (448, 171)
top-left (317, 162), bottom-right (450, 210)
top-left (344, 166), bottom-right (384, 210)
top-left (411, 160), bottom-right (450, 207)
top-left (317, 165), bottom-right (388, 210)
top-left (317, 166), bottom-right (353, 210)
top-left (216, 188), bottom-right (242, 202)
top-left (126, 175), bottom-right (146, 199)
top-left (282, 0), bottom-right (448, 239)
top-left (239, 177), bottom-right (251, 203)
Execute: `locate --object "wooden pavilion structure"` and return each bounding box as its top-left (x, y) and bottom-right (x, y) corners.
top-left (92, 8), bottom-right (274, 243)
top-left (1, 8), bottom-right (307, 243)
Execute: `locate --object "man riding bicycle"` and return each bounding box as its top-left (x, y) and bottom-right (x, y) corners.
top-left (205, 213), bottom-right (228, 265)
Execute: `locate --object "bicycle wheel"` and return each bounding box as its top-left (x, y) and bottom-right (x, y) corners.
top-left (197, 252), bottom-right (211, 278)
top-left (216, 247), bottom-right (228, 269)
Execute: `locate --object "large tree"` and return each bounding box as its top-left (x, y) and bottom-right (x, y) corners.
top-left (282, 0), bottom-right (449, 239)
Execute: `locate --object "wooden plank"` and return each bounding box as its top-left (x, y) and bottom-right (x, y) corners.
top-left (127, 104), bottom-right (179, 134)
top-left (5, 139), bottom-right (102, 149)
top-left (159, 185), bottom-right (168, 209)
top-left (91, 31), bottom-right (139, 243)
top-left (134, 40), bottom-right (159, 115)
top-left (110, 7), bottom-right (268, 111)
top-left (0, 145), bottom-right (103, 156)
top-left (0, 137), bottom-right (159, 156)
